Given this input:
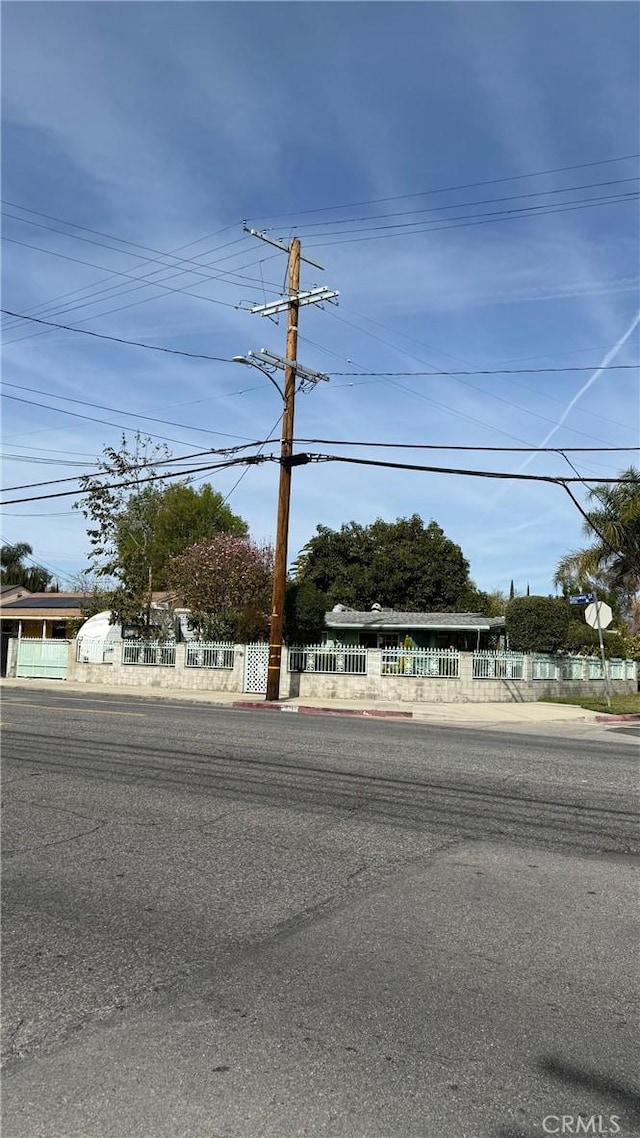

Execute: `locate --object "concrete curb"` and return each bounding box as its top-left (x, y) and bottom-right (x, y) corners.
top-left (594, 713), bottom-right (640, 723)
top-left (231, 701), bottom-right (414, 719)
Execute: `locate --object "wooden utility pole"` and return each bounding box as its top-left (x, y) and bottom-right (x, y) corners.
top-left (266, 237), bottom-right (300, 701)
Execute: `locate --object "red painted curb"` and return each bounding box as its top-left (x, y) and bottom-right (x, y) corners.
top-left (298, 706), bottom-right (413, 719)
top-left (231, 701), bottom-right (282, 712)
top-left (231, 701), bottom-right (413, 720)
top-left (595, 713), bottom-right (640, 723)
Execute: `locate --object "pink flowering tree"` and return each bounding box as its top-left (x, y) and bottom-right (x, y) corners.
top-left (169, 535), bottom-right (273, 641)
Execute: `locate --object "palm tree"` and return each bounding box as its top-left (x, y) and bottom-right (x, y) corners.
top-left (555, 466), bottom-right (640, 612)
top-left (0, 543), bottom-right (53, 591)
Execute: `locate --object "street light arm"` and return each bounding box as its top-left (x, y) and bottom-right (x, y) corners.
top-left (232, 356), bottom-right (284, 400)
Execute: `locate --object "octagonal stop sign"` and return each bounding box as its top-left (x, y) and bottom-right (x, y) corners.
top-left (584, 601), bottom-right (613, 630)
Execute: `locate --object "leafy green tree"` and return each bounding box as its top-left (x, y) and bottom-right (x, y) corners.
top-left (505, 596), bottom-right (570, 654)
top-left (75, 434), bottom-right (247, 630)
top-left (555, 466), bottom-right (640, 618)
top-left (563, 621), bottom-right (621, 658)
top-left (0, 542), bottom-right (53, 591)
top-left (483, 589), bottom-right (509, 617)
top-left (284, 582), bottom-right (328, 644)
top-left (169, 535), bottom-right (273, 641)
top-left (294, 514), bottom-right (483, 612)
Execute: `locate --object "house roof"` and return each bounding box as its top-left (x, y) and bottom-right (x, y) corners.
top-left (0, 591), bottom-right (89, 620)
top-left (0, 590), bottom-right (174, 622)
top-left (325, 609), bottom-right (505, 632)
top-left (0, 585), bottom-right (31, 601)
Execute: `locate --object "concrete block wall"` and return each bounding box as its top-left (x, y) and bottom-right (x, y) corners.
top-left (33, 640), bottom-right (639, 703)
top-left (67, 643), bottom-right (245, 692)
top-left (281, 650), bottom-right (636, 703)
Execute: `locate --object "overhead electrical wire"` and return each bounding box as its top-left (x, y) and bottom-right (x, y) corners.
top-left (325, 306), bottom-right (633, 436)
top-left (2, 452), bottom-right (634, 508)
top-left (281, 176), bottom-right (640, 230)
top-left (1, 310), bottom-right (231, 360)
top-left (0, 210), bottom-right (286, 310)
top-left (306, 452), bottom-right (634, 483)
top-left (0, 236), bottom-right (267, 337)
top-left (0, 245), bottom-right (284, 349)
top-left (1, 235), bottom-right (241, 309)
top-left (328, 364), bottom-right (638, 376)
top-left (3, 310), bottom-right (636, 377)
top-left (0, 534), bottom-right (74, 585)
top-left (321, 306), bottom-right (632, 443)
top-left (303, 193), bottom-right (639, 247)
top-left (1, 392), bottom-right (259, 449)
top-left (1, 439), bottom-right (268, 492)
top-left (6, 437), bottom-right (634, 497)
top-left (294, 439), bottom-right (639, 453)
top-left (1, 454), bottom-right (270, 506)
top-left (247, 152), bottom-right (640, 221)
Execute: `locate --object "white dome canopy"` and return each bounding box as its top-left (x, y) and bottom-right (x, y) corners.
top-left (76, 610), bottom-right (121, 641)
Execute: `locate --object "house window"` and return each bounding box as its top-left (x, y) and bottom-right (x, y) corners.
top-left (359, 632), bottom-right (378, 648)
top-left (378, 633), bottom-right (399, 648)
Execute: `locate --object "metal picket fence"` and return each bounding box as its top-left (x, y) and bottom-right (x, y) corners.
top-left (288, 645), bottom-right (368, 674)
top-left (76, 638), bottom-right (115, 664)
top-left (473, 650), bottom-right (525, 680)
top-left (381, 647), bottom-right (460, 678)
top-left (531, 654), bottom-right (560, 681)
top-left (185, 642), bottom-right (235, 669)
top-left (122, 640), bottom-right (176, 666)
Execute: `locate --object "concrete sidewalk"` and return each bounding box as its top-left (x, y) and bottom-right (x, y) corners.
top-left (0, 676), bottom-right (606, 725)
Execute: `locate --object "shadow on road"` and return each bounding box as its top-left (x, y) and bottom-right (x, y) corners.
top-left (4, 724), bottom-right (638, 854)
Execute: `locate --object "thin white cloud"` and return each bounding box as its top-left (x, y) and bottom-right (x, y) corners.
top-left (516, 309), bottom-right (640, 471)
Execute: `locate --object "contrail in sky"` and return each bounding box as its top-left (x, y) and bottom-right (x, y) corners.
top-left (517, 307), bottom-right (640, 472)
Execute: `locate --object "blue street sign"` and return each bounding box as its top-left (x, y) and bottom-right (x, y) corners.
top-left (569, 593), bottom-right (595, 605)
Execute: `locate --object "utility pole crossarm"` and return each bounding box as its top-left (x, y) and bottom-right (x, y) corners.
top-left (243, 224), bottom-right (325, 270)
top-left (250, 288), bottom-right (339, 317)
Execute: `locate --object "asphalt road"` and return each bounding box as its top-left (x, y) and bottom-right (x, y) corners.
top-left (2, 690), bottom-right (639, 1138)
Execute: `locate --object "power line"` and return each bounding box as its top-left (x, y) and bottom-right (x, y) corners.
top-left (0, 534), bottom-right (75, 585)
top-left (4, 448), bottom-right (635, 509)
top-left (329, 365), bottom-right (638, 376)
top-left (0, 235), bottom-right (241, 311)
top-left (294, 439), bottom-right (639, 453)
top-left (0, 233), bottom-right (262, 336)
top-left (344, 313), bottom-right (633, 436)
top-left (1, 454), bottom-right (270, 506)
top-left (307, 452), bottom-right (636, 484)
top-left (4, 310), bottom-right (636, 376)
top-left (304, 193), bottom-right (639, 248)
top-left (1, 245), bottom-right (283, 349)
top-left (2, 441), bottom-right (275, 492)
top-left (1, 309), bottom-right (231, 361)
top-left (2, 454), bottom-right (102, 467)
top-left (247, 153), bottom-right (640, 222)
top-left (322, 307), bottom-right (632, 443)
top-left (1, 210), bottom-right (283, 297)
top-left (1, 392), bottom-right (258, 449)
top-left (281, 176), bottom-right (640, 231)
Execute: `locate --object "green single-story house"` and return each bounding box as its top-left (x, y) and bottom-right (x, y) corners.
top-left (323, 606), bottom-right (505, 651)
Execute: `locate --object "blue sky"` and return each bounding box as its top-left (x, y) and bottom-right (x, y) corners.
top-left (2, 1), bottom-right (639, 599)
